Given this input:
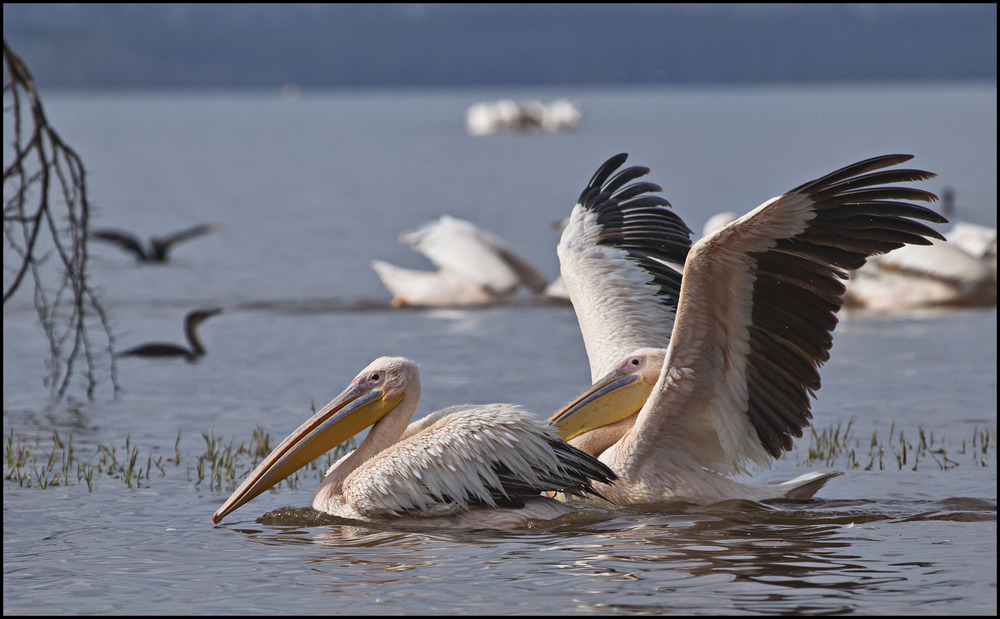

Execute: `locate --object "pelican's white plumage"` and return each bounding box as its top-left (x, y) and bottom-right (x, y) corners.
top-left (844, 221), bottom-right (997, 310)
top-left (372, 215), bottom-right (549, 307)
top-left (551, 154), bottom-right (946, 505)
top-left (557, 154), bottom-right (693, 381)
top-left (213, 357), bottom-right (615, 527)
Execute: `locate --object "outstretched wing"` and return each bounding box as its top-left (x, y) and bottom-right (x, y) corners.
top-left (91, 228), bottom-right (147, 260)
top-left (558, 153), bottom-right (693, 381)
top-left (151, 223), bottom-right (221, 261)
top-left (629, 154), bottom-right (945, 476)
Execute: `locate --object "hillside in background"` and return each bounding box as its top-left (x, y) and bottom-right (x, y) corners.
top-left (3, 3), bottom-right (997, 90)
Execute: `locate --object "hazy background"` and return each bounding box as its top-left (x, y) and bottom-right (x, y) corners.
top-left (3, 3), bottom-right (996, 91)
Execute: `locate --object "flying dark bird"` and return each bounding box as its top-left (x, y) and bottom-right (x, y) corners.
top-left (117, 308), bottom-right (223, 361)
top-left (91, 223), bottom-right (221, 262)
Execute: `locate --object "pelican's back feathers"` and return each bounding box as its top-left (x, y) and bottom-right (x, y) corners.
top-left (345, 403), bottom-right (616, 518)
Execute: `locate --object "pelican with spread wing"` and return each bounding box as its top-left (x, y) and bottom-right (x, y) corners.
top-left (213, 356), bottom-right (616, 527)
top-left (550, 154), bottom-right (945, 505)
top-left (371, 215), bottom-right (549, 307)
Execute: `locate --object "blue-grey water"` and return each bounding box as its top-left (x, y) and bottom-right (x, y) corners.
top-left (4, 82), bottom-right (997, 615)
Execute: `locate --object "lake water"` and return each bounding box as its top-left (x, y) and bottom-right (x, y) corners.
top-left (3, 82), bottom-right (997, 614)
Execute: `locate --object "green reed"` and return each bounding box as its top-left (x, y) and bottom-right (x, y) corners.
top-left (7, 417), bottom-right (991, 492)
top-left (5, 425), bottom-right (355, 493)
top-left (3, 428), bottom-right (167, 490)
top-left (800, 419), bottom-right (996, 471)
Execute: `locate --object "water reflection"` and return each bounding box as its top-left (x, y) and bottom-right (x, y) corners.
top-left (207, 496), bottom-right (996, 613)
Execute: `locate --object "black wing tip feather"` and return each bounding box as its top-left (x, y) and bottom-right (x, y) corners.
top-left (549, 436), bottom-right (618, 499)
top-left (578, 153), bottom-right (694, 242)
top-left (790, 154), bottom-right (917, 194)
top-left (581, 153), bottom-right (630, 202)
top-left (743, 154), bottom-right (947, 458)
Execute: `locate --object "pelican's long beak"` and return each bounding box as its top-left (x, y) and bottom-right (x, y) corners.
top-left (212, 384), bottom-right (403, 523)
top-left (548, 368), bottom-right (653, 441)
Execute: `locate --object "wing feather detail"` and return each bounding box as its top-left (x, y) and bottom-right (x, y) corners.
top-left (630, 154), bottom-right (943, 474)
top-left (559, 154), bottom-right (693, 380)
top-left (345, 404), bottom-right (615, 518)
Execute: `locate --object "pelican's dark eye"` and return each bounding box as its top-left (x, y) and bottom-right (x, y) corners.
top-left (629, 357), bottom-right (641, 367)
top-left (369, 372), bottom-right (381, 381)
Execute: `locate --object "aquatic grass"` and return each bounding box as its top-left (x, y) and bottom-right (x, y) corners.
top-left (7, 418), bottom-right (990, 492)
top-left (5, 425), bottom-right (356, 493)
top-left (3, 428), bottom-right (166, 490)
top-left (800, 419), bottom-right (996, 471)
top-left (192, 421), bottom-right (356, 493)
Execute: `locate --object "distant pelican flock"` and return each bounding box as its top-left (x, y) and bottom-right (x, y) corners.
top-left (466, 99), bottom-right (581, 135)
top-left (213, 356), bottom-right (616, 526)
top-left (548, 153), bottom-right (945, 505)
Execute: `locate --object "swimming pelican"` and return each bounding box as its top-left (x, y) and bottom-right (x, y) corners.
top-left (213, 356), bottom-right (616, 526)
top-left (550, 154), bottom-right (945, 505)
top-left (843, 220), bottom-right (996, 310)
top-left (705, 211), bottom-right (995, 310)
top-left (947, 221), bottom-right (997, 260)
top-left (118, 308), bottom-right (222, 360)
top-left (371, 215), bottom-right (550, 307)
top-left (91, 222), bottom-right (221, 262)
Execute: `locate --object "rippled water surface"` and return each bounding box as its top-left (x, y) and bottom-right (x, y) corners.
top-left (4, 83), bottom-right (997, 614)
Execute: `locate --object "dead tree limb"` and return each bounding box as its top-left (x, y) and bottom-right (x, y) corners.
top-left (3, 39), bottom-right (119, 400)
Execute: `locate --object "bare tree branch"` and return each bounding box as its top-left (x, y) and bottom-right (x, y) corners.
top-left (4, 39), bottom-right (119, 400)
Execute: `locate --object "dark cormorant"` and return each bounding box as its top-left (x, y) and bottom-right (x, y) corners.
top-left (91, 223), bottom-right (221, 262)
top-left (117, 308), bottom-right (223, 361)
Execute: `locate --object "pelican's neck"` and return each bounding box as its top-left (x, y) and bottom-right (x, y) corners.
top-left (319, 387), bottom-right (420, 498)
top-left (570, 413), bottom-right (637, 457)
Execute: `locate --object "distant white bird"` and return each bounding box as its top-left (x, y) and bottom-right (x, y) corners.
top-left (372, 215), bottom-right (550, 307)
top-left (843, 220), bottom-right (996, 310)
top-left (706, 212), bottom-right (995, 311)
top-left (541, 99), bottom-right (582, 132)
top-left (702, 212), bottom-right (738, 238)
top-left (549, 153), bottom-right (945, 505)
top-left (465, 102), bottom-right (501, 136)
top-left (213, 356), bottom-right (616, 527)
top-left (947, 221), bottom-right (997, 260)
